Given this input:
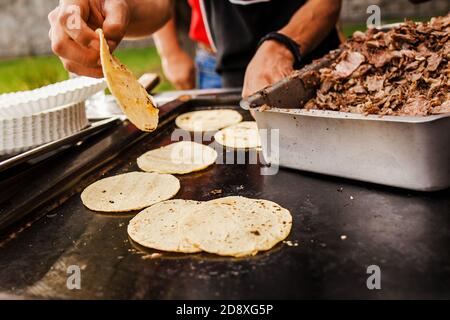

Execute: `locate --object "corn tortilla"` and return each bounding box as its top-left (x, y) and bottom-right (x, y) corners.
top-left (180, 196), bottom-right (292, 257)
top-left (128, 200), bottom-right (202, 253)
top-left (137, 141), bottom-right (218, 174)
top-left (81, 172), bottom-right (180, 212)
top-left (97, 29), bottom-right (159, 132)
top-left (175, 109), bottom-right (242, 132)
top-left (214, 121), bottom-right (261, 149)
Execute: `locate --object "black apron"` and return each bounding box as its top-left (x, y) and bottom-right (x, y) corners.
top-left (200, 0), bottom-right (341, 87)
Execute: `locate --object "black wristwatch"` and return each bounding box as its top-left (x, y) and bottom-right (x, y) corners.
top-left (257, 32), bottom-right (303, 69)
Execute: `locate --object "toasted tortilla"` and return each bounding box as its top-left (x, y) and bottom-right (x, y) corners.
top-left (97, 29), bottom-right (158, 132)
top-left (180, 196), bottom-right (292, 257)
top-left (81, 172), bottom-right (180, 212)
top-left (175, 109), bottom-right (242, 132)
top-left (128, 200), bottom-right (202, 253)
top-left (214, 121), bottom-right (261, 149)
top-left (137, 141), bottom-right (218, 174)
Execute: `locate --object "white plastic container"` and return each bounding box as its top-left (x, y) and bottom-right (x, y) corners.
top-left (0, 76), bottom-right (106, 119)
top-left (0, 101), bottom-right (88, 155)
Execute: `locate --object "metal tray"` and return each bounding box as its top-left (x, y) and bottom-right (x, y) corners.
top-left (242, 56), bottom-right (450, 191)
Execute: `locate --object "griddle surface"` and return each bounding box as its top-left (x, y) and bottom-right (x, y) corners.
top-left (0, 100), bottom-right (449, 299)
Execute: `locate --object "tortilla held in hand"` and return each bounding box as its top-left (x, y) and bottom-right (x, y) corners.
top-left (97, 29), bottom-right (159, 132)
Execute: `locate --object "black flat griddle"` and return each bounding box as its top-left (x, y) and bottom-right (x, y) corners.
top-left (0, 92), bottom-right (449, 299)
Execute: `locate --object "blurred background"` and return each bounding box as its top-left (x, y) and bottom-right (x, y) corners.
top-left (0, 0), bottom-right (449, 94)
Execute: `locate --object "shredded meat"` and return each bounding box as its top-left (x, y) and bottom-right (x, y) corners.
top-left (333, 51), bottom-right (366, 78)
top-left (303, 13), bottom-right (450, 116)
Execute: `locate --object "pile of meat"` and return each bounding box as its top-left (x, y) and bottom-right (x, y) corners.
top-left (303, 14), bottom-right (450, 116)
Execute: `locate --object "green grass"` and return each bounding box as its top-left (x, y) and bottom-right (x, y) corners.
top-left (342, 24), bottom-right (367, 37)
top-left (0, 46), bottom-right (173, 95)
top-left (0, 55), bottom-right (68, 94)
top-left (114, 47), bottom-right (174, 92)
top-left (342, 16), bottom-right (433, 37)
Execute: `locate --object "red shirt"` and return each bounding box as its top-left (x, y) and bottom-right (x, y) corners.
top-left (187, 0), bottom-right (210, 46)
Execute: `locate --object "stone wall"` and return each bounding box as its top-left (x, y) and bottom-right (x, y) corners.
top-left (0, 0), bottom-right (59, 58)
top-left (0, 0), bottom-right (153, 59)
top-left (0, 0), bottom-right (449, 59)
top-left (341, 0), bottom-right (450, 22)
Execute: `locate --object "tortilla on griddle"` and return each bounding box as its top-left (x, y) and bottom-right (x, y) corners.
top-left (137, 141), bottom-right (218, 174)
top-left (97, 29), bottom-right (159, 132)
top-left (214, 121), bottom-right (261, 149)
top-left (175, 109), bottom-right (242, 132)
top-left (81, 172), bottom-right (180, 212)
top-left (180, 196), bottom-right (292, 257)
top-left (128, 200), bottom-right (202, 253)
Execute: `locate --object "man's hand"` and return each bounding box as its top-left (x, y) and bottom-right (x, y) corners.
top-left (242, 40), bottom-right (294, 98)
top-left (49, 0), bottom-right (130, 78)
top-left (161, 50), bottom-right (196, 90)
top-left (153, 16), bottom-right (195, 90)
top-left (242, 0), bottom-right (341, 97)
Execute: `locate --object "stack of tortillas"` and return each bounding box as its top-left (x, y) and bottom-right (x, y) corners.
top-left (128, 196), bottom-right (292, 257)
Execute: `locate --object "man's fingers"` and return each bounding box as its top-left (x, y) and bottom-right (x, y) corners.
top-left (57, 3), bottom-right (99, 48)
top-left (48, 1), bottom-right (104, 78)
top-left (48, 7), bottom-right (58, 24)
top-left (242, 76), bottom-right (269, 98)
top-left (51, 25), bottom-right (100, 68)
top-left (107, 40), bottom-right (119, 53)
top-left (243, 66), bottom-right (290, 98)
top-left (102, 0), bottom-right (130, 49)
top-left (48, 8), bottom-right (58, 39)
top-left (60, 58), bottom-right (104, 78)
top-left (176, 79), bottom-right (194, 90)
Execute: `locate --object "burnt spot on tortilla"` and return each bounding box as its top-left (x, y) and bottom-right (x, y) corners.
top-left (250, 230), bottom-right (261, 236)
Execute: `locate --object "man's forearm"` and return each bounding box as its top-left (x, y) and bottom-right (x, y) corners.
top-left (153, 18), bottom-right (182, 58)
top-left (279, 0), bottom-right (342, 56)
top-left (125, 0), bottom-right (174, 38)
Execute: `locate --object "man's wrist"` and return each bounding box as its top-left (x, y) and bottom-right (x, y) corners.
top-left (258, 32), bottom-right (303, 69)
top-left (260, 40), bottom-right (295, 64)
